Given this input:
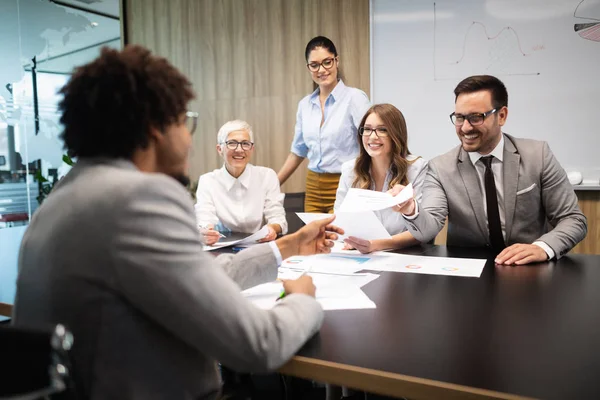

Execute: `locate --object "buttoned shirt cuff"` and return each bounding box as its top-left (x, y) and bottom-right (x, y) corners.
top-left (533, 241), bottom-right (555, 260)
top-left (268, 241), bottom-right (283, 266)
top-left (402, 200), bottom-right (420, 220)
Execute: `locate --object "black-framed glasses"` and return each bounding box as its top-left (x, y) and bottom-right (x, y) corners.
top-left (185, 111), bottom-right (199, 134)
top-left (449, 108), bottom-right (497, 126)
top-left (224, 140), bottom-right (254, 151)
top-left (307, 57), bottom-right (336, 72)
top-left (359, 126), bottom-right (390, 137)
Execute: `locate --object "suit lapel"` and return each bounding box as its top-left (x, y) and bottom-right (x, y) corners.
top-left (457, 149), bottom-right (489, 243)
top-left (503, 136), bottom-right (520, 242)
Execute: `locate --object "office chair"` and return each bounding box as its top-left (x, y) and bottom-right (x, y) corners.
top-left (0, 324), bottom-right (78, 400)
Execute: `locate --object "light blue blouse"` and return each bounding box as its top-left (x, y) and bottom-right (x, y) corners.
top-left (291, 80), bottom-right (371, 174)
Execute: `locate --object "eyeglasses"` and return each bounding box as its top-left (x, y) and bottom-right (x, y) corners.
top-left (185, 111), bottom-right (199, 134)
top-left (223, 140), bottom-right (254, 151)
top-left (449, 108), bottom-right (497, 126)
top-left (307, 57), bottom-right (336, 72)
top-left (359, 127), bottom-right (389, 137)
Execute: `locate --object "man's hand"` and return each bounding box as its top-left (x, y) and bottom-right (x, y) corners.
top-left (282, 275), bottom-right (316, 298)
top-left (257, 224), bottom-right (278, 243)
top-left (343, 236), bottom-right (376, 254)
top-left (200, 224), bottom-right (221, 246)
top-left (495, 243), bottom-right (549, 265)
top-left (387, 184), bottom-right (416, 216)
top-left (275, 215), bottom-right (344, 259)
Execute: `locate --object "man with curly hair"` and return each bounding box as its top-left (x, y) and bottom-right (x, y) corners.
top-left (13, 45), bottom-right (342, 399)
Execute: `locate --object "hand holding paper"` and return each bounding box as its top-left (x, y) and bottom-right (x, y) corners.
top-left (339, 183), bottom-right (414, 212)
top-left (387, 184), bottom-right (416, 215)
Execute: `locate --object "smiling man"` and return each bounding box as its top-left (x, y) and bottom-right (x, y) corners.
top-left (392, 75), bottom-right (587, 265)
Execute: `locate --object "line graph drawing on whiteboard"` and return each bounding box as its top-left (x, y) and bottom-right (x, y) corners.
top-left (574, 0), bottom-right (600, 42)
top-left (433, 2), bottom-right (543, 81)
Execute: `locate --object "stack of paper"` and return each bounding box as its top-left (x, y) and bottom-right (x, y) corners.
top-left (202, 226), bottom-right (270, 251)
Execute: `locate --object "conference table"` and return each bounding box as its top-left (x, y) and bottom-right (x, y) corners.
top-left (273, 215), bottom-right (600, 399)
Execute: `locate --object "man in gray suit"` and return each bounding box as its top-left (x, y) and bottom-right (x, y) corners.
top-left (13, 46), bottom-right (343, 399)
top-left (392, 75), bottom-right (586, 265)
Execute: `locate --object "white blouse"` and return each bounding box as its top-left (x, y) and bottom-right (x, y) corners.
top-left (334, 155), bottom-right (428, 235)
top-left (195, 164), bottom-right (288, 234)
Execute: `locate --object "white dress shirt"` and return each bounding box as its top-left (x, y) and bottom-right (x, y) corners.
top-left (334, 155), bottom-right (428, 235)
top-left (195, 164), bottom-right (288, 234)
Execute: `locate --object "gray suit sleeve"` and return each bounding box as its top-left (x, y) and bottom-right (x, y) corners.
top-left (536, 142), bottom-right (587, 257)
top-left (403, 162), bottom-right (448, 243)
top-left (111, 177), bottom-right (323, 372)
top-left (215, 245), bottom-right (279, 290)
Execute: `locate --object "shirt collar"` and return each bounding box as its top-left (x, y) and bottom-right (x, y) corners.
top-left (309, 79), bottom-right (346, 105)
top-left (220, 164), bottom-right (252, 191)
top-left (468, 134), bottom-right (505, 166)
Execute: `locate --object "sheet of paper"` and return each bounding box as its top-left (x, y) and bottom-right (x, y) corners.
top-left (202, 226), bottom-right (270, 251)
top-left (349, 252), bottom-right (487, 278)
top-left (280, 254), bottom-right (382, 275)
top-left (242, 278), bottom-right (378, 311)
top-left (296, 211), bottom-right (391, 240)
top-left (278, 266), bottom-right (380, 289)
top-left (338, 183), bottom-right (414, 212)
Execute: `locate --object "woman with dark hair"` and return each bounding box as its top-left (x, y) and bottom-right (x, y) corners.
top-left (334, 103), bottom-right (428, 254)
top-left (277, 36), bottom-right (371, 213)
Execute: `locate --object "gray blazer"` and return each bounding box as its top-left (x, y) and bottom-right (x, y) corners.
top-left (403, 134), bottom-right (587, 257)
top-left (13, 159), bottom-right (323, 399)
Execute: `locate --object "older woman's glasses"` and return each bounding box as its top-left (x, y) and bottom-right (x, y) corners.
top-left (359, 127), bottom-right (389, 137)
top-left (224, 140), bottom-right (254, 151)
top-left (307, 57), bottom-right (336, 72)
top-left (185, 111), bottom-right (199, 134)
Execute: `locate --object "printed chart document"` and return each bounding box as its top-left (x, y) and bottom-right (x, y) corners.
top-left (202, 226), bottom-right (270, 251)
top-left (338, 183), bottom-right (414, 212)
top-left (346, 252), bottom-right (487, 278)
top-left (296, 212), bottom-right (391, 240)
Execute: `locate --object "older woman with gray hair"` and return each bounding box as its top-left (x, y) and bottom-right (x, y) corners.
top-left (195, 120), bottom-right (287, 245)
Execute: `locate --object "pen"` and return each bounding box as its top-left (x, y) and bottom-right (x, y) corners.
top-left (199, 225), bottom-right (226, 238)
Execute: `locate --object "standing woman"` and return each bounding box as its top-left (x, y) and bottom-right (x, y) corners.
top-left (335, 104), bottom-right (428, 253)
top-left (277, 36), bottom-right (371, 213)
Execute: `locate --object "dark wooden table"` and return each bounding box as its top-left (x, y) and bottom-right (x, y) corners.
top-left (278, 244), bottom-right (600, 400)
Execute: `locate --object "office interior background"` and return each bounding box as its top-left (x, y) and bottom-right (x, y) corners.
top-left (1, 0), bottom-right (599, 316)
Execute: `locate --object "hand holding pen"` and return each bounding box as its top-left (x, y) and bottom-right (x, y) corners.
top-left (277, 266), bottom-right (316, 301)
top-left (199, 224), bottom-right (225, 246)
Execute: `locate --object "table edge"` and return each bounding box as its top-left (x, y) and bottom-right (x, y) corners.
top-left (279, 356), bottom-right (536, 400)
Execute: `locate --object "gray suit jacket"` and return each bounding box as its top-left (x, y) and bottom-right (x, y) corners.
top-left (13, 158), bottom-right (323, 400)
top-left (403, 134), bottom-right (587, 257)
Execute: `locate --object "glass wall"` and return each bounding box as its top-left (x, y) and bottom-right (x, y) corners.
top-left (0, 0), bottom-right (121, 316)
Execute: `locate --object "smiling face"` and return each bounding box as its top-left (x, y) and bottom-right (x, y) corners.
top-left (217, 129), bottom-right (253, 177)
top-left (362, 112), bottom-right (392, 160)
top-left (307, 47), bottom-right (339, 89)
top-left (454, 90), bottom-right (507, 155)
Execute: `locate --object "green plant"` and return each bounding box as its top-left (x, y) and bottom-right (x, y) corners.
top-left (34, 154), bottom-right (75, 205)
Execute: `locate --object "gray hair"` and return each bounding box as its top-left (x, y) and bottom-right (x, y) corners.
top-left (217, 120), bottom-right (254, 144)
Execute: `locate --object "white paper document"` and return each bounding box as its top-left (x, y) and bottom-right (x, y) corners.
top-left (349, 252), bottom-right (487, 278)
top-left (242, 272), bottom-right (378, 311)
top-left (338, 183), bottom-right (414, 212)
top-left (296, 212), bottom-right (391, 240)
top-left (202, 226), bottom-right (270, 251)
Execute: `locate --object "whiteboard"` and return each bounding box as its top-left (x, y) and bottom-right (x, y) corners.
top-left (371, 0), bottom-right (600, 181)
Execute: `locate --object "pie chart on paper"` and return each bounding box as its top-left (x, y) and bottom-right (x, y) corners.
top-left (575, 23), bottom-right (600, 41)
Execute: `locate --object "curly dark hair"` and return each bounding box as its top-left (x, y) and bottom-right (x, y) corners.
top-left (59, 45), bottom-right (195, 159)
